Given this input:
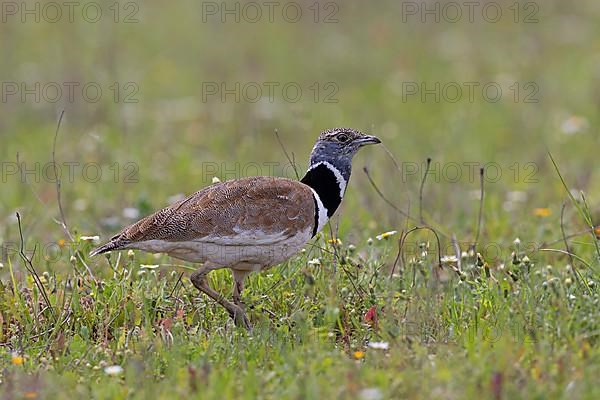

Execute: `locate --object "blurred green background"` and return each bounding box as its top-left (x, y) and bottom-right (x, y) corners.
top-left (2, 2), bottom-right (600, 398)
top-left (1, 0), bottom-right (599, 258)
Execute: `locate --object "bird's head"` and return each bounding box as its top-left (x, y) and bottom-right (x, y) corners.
top-left (313, 128), bottom-right (381, 157)
top-left (308, 128), bottom-right (381, 180)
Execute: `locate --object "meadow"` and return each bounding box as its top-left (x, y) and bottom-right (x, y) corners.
top-left (1, 0), bottom-right (600, 398)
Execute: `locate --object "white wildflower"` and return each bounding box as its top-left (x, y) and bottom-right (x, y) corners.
top-left (73, 198), bottom-right (88, 211)
top-left (507, 191), bottom-right (527, 202)
top-left (367, 341), bottom-right (389, 350)
top-left (441, 255), bottom-right (459, 264)
top-left (359, 388), bottom-right (383, 400)
top-left (376, 230), bottom-right (397, 240)
top-left (561, 115), bottom-right (588, 135)
top-left (140, 264), bottom-right (160, 270)
top-left (122, 207), bottom-right (140, 219)
top-left (80, 235), bottom-right (100, 243)
top-left (104, 365), bottom-right (123, 375)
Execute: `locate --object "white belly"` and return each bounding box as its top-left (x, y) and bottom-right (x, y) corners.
top-left (128, 227), bottom-right (313, 268)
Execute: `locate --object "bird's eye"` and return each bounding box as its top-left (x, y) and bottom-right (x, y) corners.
top-left (337, 133), bottom-right (349, 143)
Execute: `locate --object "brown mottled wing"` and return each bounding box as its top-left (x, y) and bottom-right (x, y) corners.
top-left (95, 177), bottom-right (316, 252)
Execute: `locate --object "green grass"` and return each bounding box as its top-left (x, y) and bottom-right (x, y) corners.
top-left (2, 0), bottom-right (600, 398)
top-left (2, 230), bottom-right (600, 398)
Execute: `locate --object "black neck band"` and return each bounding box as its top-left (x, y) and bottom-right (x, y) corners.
top-left (301, 164), bottom-right (343, 219)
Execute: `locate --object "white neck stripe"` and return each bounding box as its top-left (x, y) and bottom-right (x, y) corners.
top-left (309, 188), bottom-right (328, 234)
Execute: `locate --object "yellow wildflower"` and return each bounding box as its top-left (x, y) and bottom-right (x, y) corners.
top-left (353, 351), bottom-right (365, 360)
top-left (533, 208), bottom-right (551, 217)
top-left (11, 353), bottom-right (24, 365)
top-left (376, 230), bottom-right (398, 241)
top-left (530, 365), bottom-right (541, 380)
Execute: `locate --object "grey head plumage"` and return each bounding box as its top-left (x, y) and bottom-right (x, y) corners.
top-left (306, 128), bottom-right (381, 183)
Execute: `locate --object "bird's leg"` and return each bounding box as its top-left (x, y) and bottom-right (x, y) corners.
top-left (231, 269), bottom-right (251, 306)
top-left (190, 263), bottom-right (251, 330)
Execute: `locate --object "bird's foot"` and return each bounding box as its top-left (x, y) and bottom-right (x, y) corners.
top-left (228, 305), bottom-right (252, 330)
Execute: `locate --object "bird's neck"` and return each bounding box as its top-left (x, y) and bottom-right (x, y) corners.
top-left (300, 160), bottom-right (349, 220)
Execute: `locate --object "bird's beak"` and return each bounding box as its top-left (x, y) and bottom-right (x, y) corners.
top-left (356, 135), bottom-right (382, 146)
